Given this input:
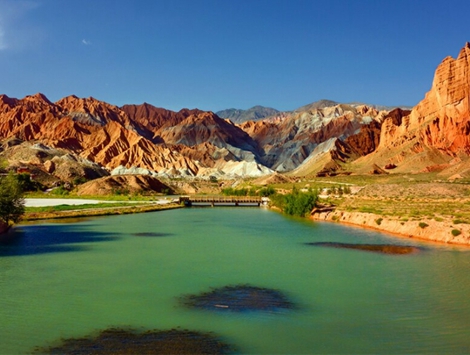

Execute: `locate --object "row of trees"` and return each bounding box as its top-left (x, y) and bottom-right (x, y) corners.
top-left (221, 185), bottom-right (276, 197)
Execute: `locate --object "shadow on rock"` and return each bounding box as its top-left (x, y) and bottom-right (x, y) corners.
top-left (179, 284), bottom-right (295, 312)
top-left (0, 224), bottom-right (119, 257)
top-left (306, 242), bottom-right (421, 254)
top-left (33, 327), bottom-right (236, 355)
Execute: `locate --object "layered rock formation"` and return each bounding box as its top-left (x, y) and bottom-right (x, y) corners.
top-left (1, 44), bottom-right (469, 183)
top-left (241, 104), bottom-right (388, 174)
top-left (0, 95), bottom-right (272, 181)
top-left (356, 43), bottom-right (470, 175)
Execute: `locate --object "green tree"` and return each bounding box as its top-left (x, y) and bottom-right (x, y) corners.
top-left (281, 187), bottom-right (319, 217)
top-left (0, 172), bottom-right (25, 228)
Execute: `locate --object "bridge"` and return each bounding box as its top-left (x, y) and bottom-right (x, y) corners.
top-left (179, 195), bottom-right (268, 207)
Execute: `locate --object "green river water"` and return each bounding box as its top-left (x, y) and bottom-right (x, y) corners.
top-left (1, 207), bottom-right (470, 354)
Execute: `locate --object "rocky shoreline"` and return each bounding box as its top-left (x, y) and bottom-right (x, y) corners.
top-left (310, 208), bottom-right (470, 246)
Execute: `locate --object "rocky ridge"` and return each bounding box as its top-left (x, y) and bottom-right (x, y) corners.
top-left (1, 43), bottom-right (470, 187)
top-left (216, 105), bottom-right (280, 124)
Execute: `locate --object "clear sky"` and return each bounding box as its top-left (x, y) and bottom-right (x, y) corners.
top-left (0, 0), bottom-right (469, 112)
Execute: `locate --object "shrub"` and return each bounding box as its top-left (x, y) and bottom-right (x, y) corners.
top-left (221, 187), bottom-right (248, 196)
top-left (51, 186), bottom-right (70, 196)
top-left (418, 222), bottom-right (429, 229)
top-left (375, 218), bottom-right (383, 225)
top-left (453, 219), bottom-right (469, 225)
top-left (272, 187), bottom-right (319, 217)
top-left (0, 172), bottom-right (25, 227)
top-left (451, 229), bottom-right (461, 237)
top-left (73, 176), bottom-right (88, 186)
top-left (258, 185), bottom-right (276, 197)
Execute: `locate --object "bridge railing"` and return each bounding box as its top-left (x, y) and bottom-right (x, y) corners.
top-left (179, 195), bottom-right (265, 204)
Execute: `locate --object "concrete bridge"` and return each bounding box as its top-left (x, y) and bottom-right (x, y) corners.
top-left (179, 195), bottom-right (268, 207)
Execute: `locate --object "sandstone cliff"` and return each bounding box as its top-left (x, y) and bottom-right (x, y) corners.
top-left (355, 43), bottom-right (470, 176)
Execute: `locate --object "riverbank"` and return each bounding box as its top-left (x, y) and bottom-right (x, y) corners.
top-left (22, 202), bottom-right (183, 221)
top-left (311, 208), bottom-right (470, 246)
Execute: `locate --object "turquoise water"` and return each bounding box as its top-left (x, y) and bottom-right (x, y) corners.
top-left (1, 207), bottom-right (470, 354)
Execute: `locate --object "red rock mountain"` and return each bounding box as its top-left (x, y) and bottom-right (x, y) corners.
top-left (0, 95), bottom-right (267, 178)
top-left (1, 43), bottom-right (469, 181)
top-left (353, 43), bottom-right (470, 175)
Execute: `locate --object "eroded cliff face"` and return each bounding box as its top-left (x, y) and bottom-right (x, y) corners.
top-left (376, 44), bottom-right (470, 166)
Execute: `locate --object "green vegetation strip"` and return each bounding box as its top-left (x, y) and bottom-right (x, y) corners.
top-left (25, 202), bottom-right (141, 213)
top-left (23, 203), bottom-right (183, 221)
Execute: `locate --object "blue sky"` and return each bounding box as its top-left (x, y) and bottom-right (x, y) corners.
top-left (0, 0), bottom-right (469, 112)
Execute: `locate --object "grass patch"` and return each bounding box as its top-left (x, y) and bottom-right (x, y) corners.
top-left (453, 219), bottom-right (469, 225)
top-left (25, 202), bottom-right (141, 213)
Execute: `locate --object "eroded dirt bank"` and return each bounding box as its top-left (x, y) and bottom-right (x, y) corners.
top-left (311, 209), bottom-right (470, 246)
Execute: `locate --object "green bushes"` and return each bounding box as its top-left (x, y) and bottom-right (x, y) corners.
top-left (418, 222), bottom-right (429, 229)
top-left (221, 187), bottom-right (251, 196)
top-left (221, 185), bottom-right (276, 197)
top-left (375, 218), bottom-right (383, 225)
top-left (51, 186), bottom-right (70, 196)
top-left (451, 229), bottom-right (462, 237)
top-left (258, 186), bottom-right (276, 197)
top-left (271, 187), bottom-right (319, 217)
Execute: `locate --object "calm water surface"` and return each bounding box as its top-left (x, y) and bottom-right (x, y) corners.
top-left (1, 208), bottom-right (470, 354)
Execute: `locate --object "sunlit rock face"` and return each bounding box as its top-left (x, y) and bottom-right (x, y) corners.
top-left (1, 43), bottom-right (469, 181)
top-left (379, 43), bottom-right (470, 155)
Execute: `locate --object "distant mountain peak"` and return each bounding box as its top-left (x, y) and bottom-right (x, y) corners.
top-left (216, 105), bottom-right (280, 123)
top-left (294, 99), bottom-right (338, 112)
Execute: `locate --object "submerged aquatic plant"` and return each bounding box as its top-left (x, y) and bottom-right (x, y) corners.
top-left (179, 284), bottom-right (295, 312)
top-left (306, 242), bottom-right (420, 255)
top-left (33, 327), bottom-right (236, 355)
